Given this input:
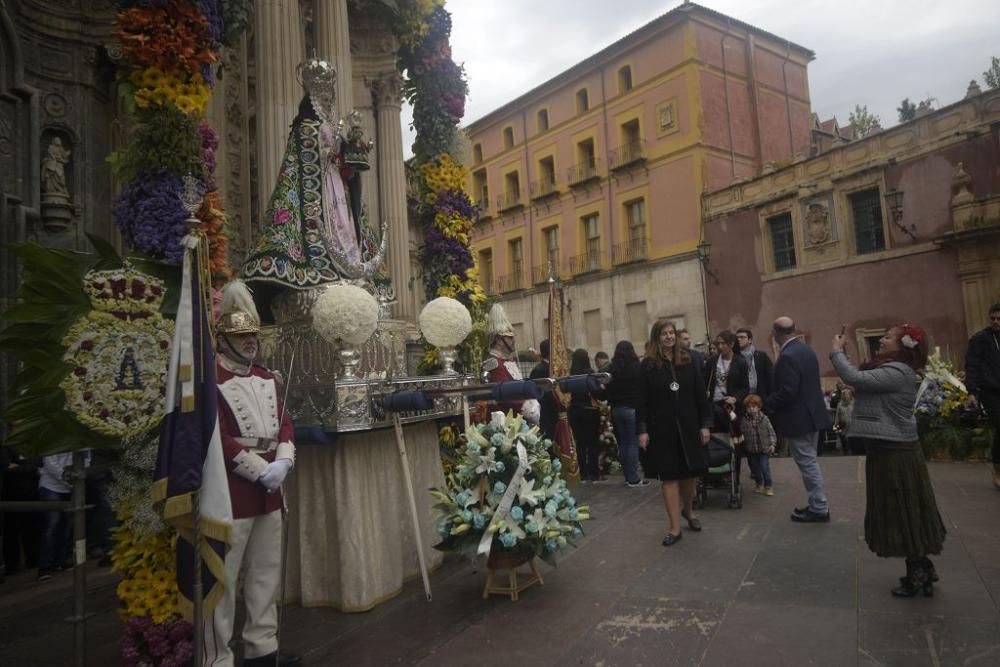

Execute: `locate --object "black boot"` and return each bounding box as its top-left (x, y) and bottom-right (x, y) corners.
top-left (898, 556), bottom-right (939, 585)
top-left (892, 558), bottom-right (933, 598)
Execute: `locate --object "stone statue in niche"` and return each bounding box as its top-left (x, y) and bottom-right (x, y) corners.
top-left (806, 202), bottom-right (832, 245)
top-left (42, 137), bottom-right (71, 195)
top-left (40, 135), bottom-right (74, 232)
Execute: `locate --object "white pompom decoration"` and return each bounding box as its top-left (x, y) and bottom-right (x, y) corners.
top-left (419, 297), bottom-right (473, 347)
top-left (312, 284), bottom-right (380, 346)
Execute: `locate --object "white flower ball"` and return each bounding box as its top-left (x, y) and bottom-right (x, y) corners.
top-left (312, 283), bottom-right (380, 346)
top-left (419, 297), bottom-right (473, 347)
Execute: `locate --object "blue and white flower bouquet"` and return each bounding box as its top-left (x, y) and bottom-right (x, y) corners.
top-left (430, 411), bottom-right (589, 565)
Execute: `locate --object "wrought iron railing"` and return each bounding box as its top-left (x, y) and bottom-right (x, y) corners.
top-left (608, 139), bottom-right (647, 170)
top-left (531, 261), bottom-right (563, 284)
top-left (530, 178), bottom-right (559, 199)
top-left (495, 270), bottom-right (525, 292)
top-left (568, 251), bottom-right (602, 274)
top-left (612, 237), bottom-right (649, 264)
top-left (496, 191), bottom-right (523, 212)
top-left (567, 158), bottom-right (599, 185)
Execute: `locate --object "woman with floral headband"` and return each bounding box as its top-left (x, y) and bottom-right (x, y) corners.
top-left (830, 324), bottom-right (946, 597)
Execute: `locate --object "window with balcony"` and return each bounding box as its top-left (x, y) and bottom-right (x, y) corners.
top-left (543, 226), bottom-right (559, 273)
top-left (849, 188), bottom-right (886, 255)
top-left (473, 143), bottom-right (483, 164)
top-left (611, 119), bottom-right (644, 170)
top-left (569, 138), bottom-right (597, 184)
top-left (537, 108), bottom-right (549, 132)
top-left (767, 212), bottom-right (796, 272)
top-left (576, 88), bottom-right (589, 114)
top-left (473, 168), bottom-right (488, 212)
top-left (532, 156), bottom-right (557, 199)
top-left (502, 126), bottom-right (514, 150)
top-left (500, 172), bottom-right (521, 210)
top-left (583, 213), bottom-right (600, 271)
top-left (479, 249), bottom-right (493, 293)
top-left (618, 65), bottom-right (633, 93)
top-left (508, 238), bottom-right (524, 289)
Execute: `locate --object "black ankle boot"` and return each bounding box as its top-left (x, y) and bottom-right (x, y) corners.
top-left (892, 558), bottom-right (933, 598)
top-left (897, 557), bottom-right (940, 585)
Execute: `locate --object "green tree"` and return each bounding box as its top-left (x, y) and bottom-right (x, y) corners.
top-left (848, 104), bottom-right (881, 137)
top-left (985, 56), bottom-right (1000, 89)
top-left (897, 98), bottom-right (917, 122)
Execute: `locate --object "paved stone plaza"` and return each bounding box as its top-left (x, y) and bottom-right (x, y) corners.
top-left (2, 455), bottom-right (999, 666)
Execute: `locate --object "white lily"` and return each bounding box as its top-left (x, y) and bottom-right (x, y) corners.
top-left (517, 476), bottom-right (546, 506)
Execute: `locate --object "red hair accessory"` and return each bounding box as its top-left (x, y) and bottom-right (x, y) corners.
top-left (900, 323), bottom-right (924, 349)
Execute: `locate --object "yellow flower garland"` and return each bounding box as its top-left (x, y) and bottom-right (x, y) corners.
top-left (131, 66), bottom-right (211, 115)
top-left (111, 522), bottom-right (179, 623)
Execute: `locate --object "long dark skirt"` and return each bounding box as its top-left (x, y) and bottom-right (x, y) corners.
top-left (862, 438), bottom-right (946, 558)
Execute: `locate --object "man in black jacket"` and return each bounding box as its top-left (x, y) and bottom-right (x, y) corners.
top-left (736, 328), bottom-right (774, 399)
top-left (530, 339), bottom-right (559, 442)
top-left (965, 303), bottom-right (1000, 489)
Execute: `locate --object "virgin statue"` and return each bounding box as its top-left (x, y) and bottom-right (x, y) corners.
top-left (241, 59), bottom-right (388, 298)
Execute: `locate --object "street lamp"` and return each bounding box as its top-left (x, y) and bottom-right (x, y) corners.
top-left (883, 189), bottom-right (917, 241)
top-left (696, 241), bottom-right (719, 284)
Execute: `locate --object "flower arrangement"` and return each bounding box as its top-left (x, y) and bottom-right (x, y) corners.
top-left (110, 0), bottom-right (234, 282)
top-left (419, 296), bottom-right (473, 347)
top-left (121, 616), bottom-right (194, 667)
top-left (430, 411), bottom-right (589, 565)
top-left (916, 347), bottom-right (992, 460)
top-left (312, 283), bottom-right (381, 346)
top-left (393, 2), bottom-right (489, 375)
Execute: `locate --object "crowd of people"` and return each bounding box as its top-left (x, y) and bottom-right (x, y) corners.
top-left (0, 447), bottom-right (115, 583)
top-left (508, 305), bottom-right (1000, 600)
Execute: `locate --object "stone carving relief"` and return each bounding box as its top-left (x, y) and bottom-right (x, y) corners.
top-left (805, 202), bottom-right (831, 245)
top-left (371, 72), bottom-right (402, 109)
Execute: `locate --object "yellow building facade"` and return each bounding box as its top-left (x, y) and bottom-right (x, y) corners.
top-left (464, 3), bottom-right (814, 352)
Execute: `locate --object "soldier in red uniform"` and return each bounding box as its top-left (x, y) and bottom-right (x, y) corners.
top-left (482, 303), bottom-right (540, 424)
top-left (205, 281), bottom-right (300, 667)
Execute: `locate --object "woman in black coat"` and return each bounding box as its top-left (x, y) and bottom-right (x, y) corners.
top-left (638, 319), bottom-right (713, 546)
top-left (568, 348), bottom-right (603, 482)
top-left (705, 330), bottom-right (751, 485)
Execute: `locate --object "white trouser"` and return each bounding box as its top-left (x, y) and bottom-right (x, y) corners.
top-left (204, 509), bottom-right (283, 666)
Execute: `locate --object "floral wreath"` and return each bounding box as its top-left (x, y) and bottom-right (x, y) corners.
top-left (61, 267), bottom-right (174, 438)
top-left (900, 323), bottom-right (925, 350)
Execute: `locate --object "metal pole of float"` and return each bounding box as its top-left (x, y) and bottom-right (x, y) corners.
top-left (392, 413), bottom-right (432, 601)
top-left (192, 488), bottom-right (204, 667)
top-left (68, 450), bottom-right (88, 667)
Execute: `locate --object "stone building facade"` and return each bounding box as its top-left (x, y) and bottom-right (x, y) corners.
top-left (701, 87), bottom-right (1000, 377)
top-left (464, 2), bottom-right (814, 353)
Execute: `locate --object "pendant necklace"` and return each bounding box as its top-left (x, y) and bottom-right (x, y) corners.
top-left (668, 361), bottom-right (680, 392)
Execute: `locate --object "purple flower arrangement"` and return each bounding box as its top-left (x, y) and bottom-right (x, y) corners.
top-left (121, 616), bottom-right (193, 667)
top-left (199, 121), bottom-right (219, 188)
top-left (114, 171), bottom-right (204, 265)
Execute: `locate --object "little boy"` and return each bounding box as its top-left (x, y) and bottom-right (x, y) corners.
top-left (741, 394), bottom-right (776, 496)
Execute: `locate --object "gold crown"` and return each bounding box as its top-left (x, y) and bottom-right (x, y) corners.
top-left (216, 310), bottom-right (260, 335)
top-left (83, 266), bottom-right (166, 317)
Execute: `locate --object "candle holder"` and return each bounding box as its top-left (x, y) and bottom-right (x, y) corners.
top-left (439, 346), bottom-right (459, 375)
top-left (338, 343), bottom-right (360, 379)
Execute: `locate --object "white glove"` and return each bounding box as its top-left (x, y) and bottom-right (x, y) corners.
top-left (258, 458), bottom-right (293, 492)
top-left (522, 399), bottom-right (541, 425)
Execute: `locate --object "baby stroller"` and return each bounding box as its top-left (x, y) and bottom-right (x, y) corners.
top-left (693, 434), bottom-right (742, 509)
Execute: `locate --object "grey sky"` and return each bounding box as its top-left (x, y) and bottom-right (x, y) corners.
top-left (402, 0), bottom-right (1000, 155)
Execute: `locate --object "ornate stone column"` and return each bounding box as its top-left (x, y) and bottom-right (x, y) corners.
top-left (373, 73), bottom-right (415, 319)
top-left (254, 0), bottom-right (304, 216)
top-left (313, 0), bottom-right (353, 114)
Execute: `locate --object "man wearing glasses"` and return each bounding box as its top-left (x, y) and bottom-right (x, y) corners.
top-left (965, 303), bottom-right (1000, 490)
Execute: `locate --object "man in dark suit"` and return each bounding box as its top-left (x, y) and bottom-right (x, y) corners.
top-left (763, 316), bottom-right (832, 523)
top-left (735, 328), bottom-right (774, 399)
top-left (678, 329), bottom-right (705, 374)
top-left (530, 339), bottom-right (559, 442)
